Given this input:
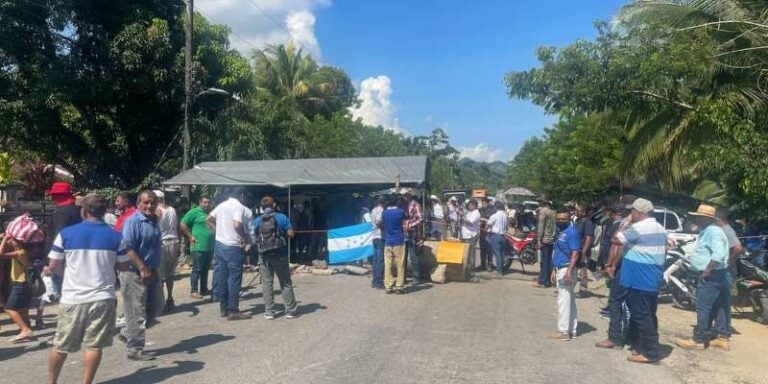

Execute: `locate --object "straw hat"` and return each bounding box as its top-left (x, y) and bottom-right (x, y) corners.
top-left (688, 204), bottom-right (717, 219)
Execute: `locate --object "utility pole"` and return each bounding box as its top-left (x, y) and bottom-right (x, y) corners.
top-left (183, 0), bottom-right (194, 172)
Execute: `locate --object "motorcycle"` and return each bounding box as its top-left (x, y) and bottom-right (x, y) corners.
top-left (503, 231), bottom-right (537, 273)
top-left (663, 238), bottom-right (698, 310)
top-left (734, 245), bottom-right (768, 324)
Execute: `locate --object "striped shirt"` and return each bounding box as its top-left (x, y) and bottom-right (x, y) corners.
top-left (617, 217), bottom-right (668, 292)
top-left (48, 220), bottom-right (129, 305)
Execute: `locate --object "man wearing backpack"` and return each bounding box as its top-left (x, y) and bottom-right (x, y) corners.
top-left (252, 196), bottom-right (298, 319)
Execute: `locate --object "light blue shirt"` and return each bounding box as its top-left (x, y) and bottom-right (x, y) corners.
top-left (122, 211), bottom-right (162, 268)
top-left (690, 224), bottom-right (729, 272)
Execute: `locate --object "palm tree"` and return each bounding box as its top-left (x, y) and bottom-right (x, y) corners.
top-left (252, 43), bottom-right (357, 118)
top-left (615, 0), bottom-right (768, 186)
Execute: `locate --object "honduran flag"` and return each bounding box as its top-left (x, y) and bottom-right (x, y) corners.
top-left (327, 222), bottom-right (375, 264)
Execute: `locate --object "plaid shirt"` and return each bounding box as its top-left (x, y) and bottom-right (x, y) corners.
top-left (406, 199), bottom-right (423, 233)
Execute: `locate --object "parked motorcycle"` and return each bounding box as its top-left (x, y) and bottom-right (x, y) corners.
top-left (663, 238), bottom-right (698, 310)
top-left (503, 231), bottom-right (537, 273)
top-left (734, 250), bottom-right (768, 324)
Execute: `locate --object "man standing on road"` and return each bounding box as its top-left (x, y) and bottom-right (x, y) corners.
top-left (46, 194), bottom-right (132, 384)
top-left (486, 201), bottom-right (508, 276)
top-left (154, 190), bottom-right (179, 314)
top-left (574, 205), bottom-right (595, 297)
top-left (180, 196), bottom-right (214, 299)
top-left (253, 196), bottom-right (298, 319)
top-left (114, 192), bottom-right (137, 233)
top-left (404, 193), bottom-right (423, 285)
top-left (677, 204), bottom-right (731, 351)
top-left (206, 187), bottom-right (253, 320)
top-left (614, 198), bottom-right (667, 363)
top-left (548, 210), bottom-right (581, 340)
top-left (119, 190), bottom-right (162, 361)
top-left (715, 208), bottom-right (744, 346)
top-left (382, 194), bottom-right (408, 294)
top-left (371, 197), bottom-right (385, 289)
top-left (461, 200), bottom-right (481, 277)
top-left (47, 182), bottom-right (82, 305)
top-left (535, 197), bottom-right (556, 288)
top-left (595, 204), bottom-right (632, 350)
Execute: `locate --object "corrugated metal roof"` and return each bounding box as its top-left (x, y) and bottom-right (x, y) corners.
top-left (163, 156), bottom-right (428, 188)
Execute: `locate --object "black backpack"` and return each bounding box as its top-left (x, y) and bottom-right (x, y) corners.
top-left (257, 213), bottom-right (284, 254)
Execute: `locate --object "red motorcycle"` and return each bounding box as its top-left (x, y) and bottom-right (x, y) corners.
top-left (504, 231), bottom-right (537, 273)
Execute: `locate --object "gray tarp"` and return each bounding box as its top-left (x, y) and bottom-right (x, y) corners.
top-left (163, 156), bottom-right (428, 188)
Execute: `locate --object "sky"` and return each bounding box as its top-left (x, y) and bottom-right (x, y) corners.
top-left (196, 0), bottom-right (627, 162)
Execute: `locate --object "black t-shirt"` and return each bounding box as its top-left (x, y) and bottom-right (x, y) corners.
top-left (52, 203), bottom-right (82, 239)
top-left (574, 218), bottom-right (595, 253)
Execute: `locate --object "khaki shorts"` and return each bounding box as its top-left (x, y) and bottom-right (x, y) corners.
top-left (53, 299), bottom-right (117, 353)
top-left (161, 239), bottom-right (181, 280)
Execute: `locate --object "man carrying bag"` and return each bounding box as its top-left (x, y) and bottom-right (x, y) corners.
top-left (253, 196), bottom-right (298, 319)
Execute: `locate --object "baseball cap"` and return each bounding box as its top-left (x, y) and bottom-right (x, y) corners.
top-left (48, 181), bottom-right (73, 196)
top-left (632, 198), bottom-right (654, 214)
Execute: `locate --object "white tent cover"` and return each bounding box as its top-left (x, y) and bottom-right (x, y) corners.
top-left (164, 156), bottom-right (428, 188)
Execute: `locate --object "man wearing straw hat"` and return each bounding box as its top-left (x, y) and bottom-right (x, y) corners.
top-left (676, 204), bottom-right (731, 351)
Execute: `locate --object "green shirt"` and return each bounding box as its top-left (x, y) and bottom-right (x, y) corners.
top-left (181, 207), bottom-right (214, 252)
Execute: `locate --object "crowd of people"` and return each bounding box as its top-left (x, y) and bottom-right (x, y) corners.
top-left (0, 182), bottom-right (764, 382)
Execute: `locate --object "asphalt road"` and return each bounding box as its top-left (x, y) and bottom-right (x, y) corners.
top-left (0, 265), bottom-right (696, 384)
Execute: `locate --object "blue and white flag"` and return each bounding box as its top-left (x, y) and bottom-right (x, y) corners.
top-left (327, 222), bottom-right (375, 264)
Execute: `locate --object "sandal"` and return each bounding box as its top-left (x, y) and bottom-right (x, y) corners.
top-left (10, 331), bottom-right (35, 344)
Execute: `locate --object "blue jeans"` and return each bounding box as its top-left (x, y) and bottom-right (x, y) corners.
top-left (537, 243), bottom-right (553, 287)
top-left (406, 232), bottom-right (420, 284)
top-left (213, 242), bottom-right (245, 314)
top-left (694, 269), bottom-right (729, 342)
top-left (489, 233), bottom-right (505, 274)
top-left (190, 251), bottom-right (213, 294)
top-left (607, 269), bottom-right (629, 345)
top-left (625, 287), bottom-right (661, 361)
top-left (372, 239), bottom-right (385, 288)
top-left (715, 268), bottom-right (734, 337)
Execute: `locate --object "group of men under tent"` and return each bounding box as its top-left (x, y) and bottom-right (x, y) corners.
top-left (163, 156), bottom-right (431, 264)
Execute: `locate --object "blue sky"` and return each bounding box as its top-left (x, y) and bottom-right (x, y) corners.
top-left (198, 0), bottom-right (627, 162)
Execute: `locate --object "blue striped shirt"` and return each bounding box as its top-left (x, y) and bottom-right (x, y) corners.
top-left (617, 218), bottom-right (668, 292)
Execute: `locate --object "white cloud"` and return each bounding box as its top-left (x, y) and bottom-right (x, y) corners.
top-left (458, 143), bottom-right (503, 162)
top-left (350, 75), bottom-right (405, 134)
top-left (196, 0), bottom-right (328, 60)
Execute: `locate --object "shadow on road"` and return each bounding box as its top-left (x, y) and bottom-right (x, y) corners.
top-left (0, 342), bottom-right (47, 362)
top-left (577, 321), bottom-right (597, 336)
top-left (100, 360), bottom-right (205, 384)
top-left (151, 334), bottom-right (235, 356)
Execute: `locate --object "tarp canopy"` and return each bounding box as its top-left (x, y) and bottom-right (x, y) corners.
top-left (502, 187), bottom-right (536, 197)
top-left (164, 156), bottom-right (428, 190)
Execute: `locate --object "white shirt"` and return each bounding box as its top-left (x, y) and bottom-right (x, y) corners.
top-left (371, 205), bottom-right (384, 240)
top-left (448, 204), bottom-right (459, 221)
top-left (48, 221), bottom-right (129, 305)
top-left (487, 210), bottom-right (508, 234)
top-left (461, 209), bottom-right (481, 239)
top-left (158, 205), bottom-right (179, 240)
top-left (432, 203), bottom-right (444, 220)
top-left (209, 197), bottom-right (253, 247)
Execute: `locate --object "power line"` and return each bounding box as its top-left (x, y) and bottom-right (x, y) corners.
top-left (195, 6), bottom-right (262, 53)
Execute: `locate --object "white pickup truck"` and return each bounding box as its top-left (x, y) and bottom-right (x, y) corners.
top-left (591, 207), bottom-right (697, 260)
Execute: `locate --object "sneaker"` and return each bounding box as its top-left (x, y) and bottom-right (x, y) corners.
top-left (547, 332), bottom-right (571, 341)
top-left (385, 289), bottom-right (394, 294)
top-left (190, 292), bottom-right (203, 299)
top-left (676, 338), bottom-right (706, 350)
top-left (595, 339), bottom-right (623, 349)
top-left (285, 313), bottom-right (297, 319)
top-left (709, 336), bottom-right (731, 351)
top-left (227, 312), bottom-right (253, 321)
top-left (127, 350), bottom-right (156, 361)
top-left (115, 314), bottom-right (126, 327)
top-left (264, 312), bottom-right (275, 320)
top-left (599, 310), bottom-right (611, 320)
